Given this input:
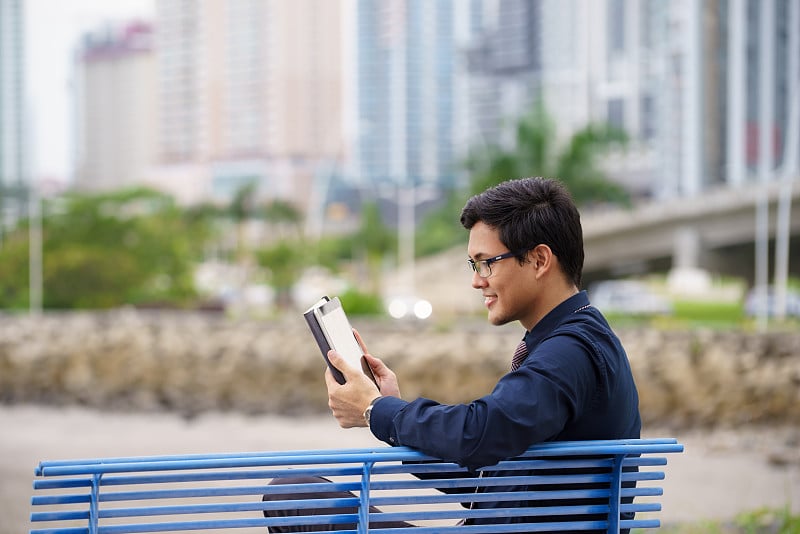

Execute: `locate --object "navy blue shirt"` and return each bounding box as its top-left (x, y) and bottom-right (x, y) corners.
top-left (370, 291), bottom-right (641, 469)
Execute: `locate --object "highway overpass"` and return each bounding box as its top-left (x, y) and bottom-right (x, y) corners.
top-left (581, 180), bottom-right (800, 287)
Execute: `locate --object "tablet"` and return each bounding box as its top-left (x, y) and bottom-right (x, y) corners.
top-left (303, 296), bottom-right (377, 385)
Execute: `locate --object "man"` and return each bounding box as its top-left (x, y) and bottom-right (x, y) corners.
top-left (266, 177), bottom-right (641, 531)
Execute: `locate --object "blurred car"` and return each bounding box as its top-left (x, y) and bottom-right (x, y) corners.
top-left (589, 280), bottom-right (672, 316)
top-left (744, 287), bottom-right (800, 318)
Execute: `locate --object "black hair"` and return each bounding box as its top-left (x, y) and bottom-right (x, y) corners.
top-left (460, 177), bottom-right (584, 287)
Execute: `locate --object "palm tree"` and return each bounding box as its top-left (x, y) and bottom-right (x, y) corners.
top-left (465, 98), bottom-right (630, 206)
top-left (254, 199), bottom-right (305, 311)
top-left (256, 239), bottom-right (307, 311)
top-left (414, 100), bottom-right (631, 259)
top-left (259, 199), bottom-right (303, 241)
top-left (228, 182), bottom-right (259, 262)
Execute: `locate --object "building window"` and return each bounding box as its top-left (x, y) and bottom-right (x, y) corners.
top-left (640, 94), bottom-right (655, 140)
top-left (607, 98), bottom-right (625, 131)
top-left (607, 0), bottom-right (626, 53)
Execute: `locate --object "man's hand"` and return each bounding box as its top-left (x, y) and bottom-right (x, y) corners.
top-left (325, 330), bottom-right (401, 428)
top-left (353, 329), bottom-right (400, 398)
top-left (325, 350), bottom-right (380, 428)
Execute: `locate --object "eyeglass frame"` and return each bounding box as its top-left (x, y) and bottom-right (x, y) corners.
top-left (467, 251), bottom-right (521, 278)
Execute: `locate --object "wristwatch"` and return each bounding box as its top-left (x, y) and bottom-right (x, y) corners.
top-left (363, 396), bottom-right (382, 426)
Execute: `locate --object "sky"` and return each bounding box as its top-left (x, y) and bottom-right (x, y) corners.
top-left (25, 0), bottom-right (155, 185)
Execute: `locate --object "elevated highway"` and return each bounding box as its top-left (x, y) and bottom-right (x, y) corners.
top-left (581, 180), bottom-right (800, 287)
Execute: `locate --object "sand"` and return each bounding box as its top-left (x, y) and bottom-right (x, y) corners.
top-left (4, 404), bottom-right (798, 533)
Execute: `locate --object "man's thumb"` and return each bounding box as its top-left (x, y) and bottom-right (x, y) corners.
top-left (327, 349), bottom-right (354, 376)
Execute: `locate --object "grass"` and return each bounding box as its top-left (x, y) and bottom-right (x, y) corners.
top-left (734, 506), bottom-right (800, 534)
top-left (604, 299), bottom-right (799, 331)
top-left (670, 300), bottom-right (745, 325)
top-left (640, 506), bottom-right (800, 533)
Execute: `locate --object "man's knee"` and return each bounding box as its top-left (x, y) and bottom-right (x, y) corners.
top-left (262, 476), bottom-right (334, 503)
top-left (262, 476), bottom-right (355, 533)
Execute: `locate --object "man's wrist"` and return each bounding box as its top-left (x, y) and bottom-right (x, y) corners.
top-left (363, 395), bottom-right (383, 426)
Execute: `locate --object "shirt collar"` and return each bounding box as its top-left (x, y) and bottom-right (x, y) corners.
top-left (522, 290), bottom-right (590, 349)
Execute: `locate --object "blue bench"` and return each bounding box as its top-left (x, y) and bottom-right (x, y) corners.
top-left (30, 438), bottom-right (683, 533)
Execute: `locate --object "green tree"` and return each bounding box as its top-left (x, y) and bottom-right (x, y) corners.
top-left (250, 198), bottom-right (305, 310)
top-left (228, 182), bottom-right (259, 262)
top-left (261, 199), bottom-right (302, 228)
top-left (351, 202), bottom-right (396, 294)
top-left (307, 202), bottom-right (395, 296)
top-left (465, 98), bottom-right (630, 206)
top-left (0, 188), bottom-right (211, 309)
top-left (414, 188), bottom-right (471, 257)
top-left (210, 185), bottom-right (307, 309)
top-left (0, 231), bottom-right (30, 308)
top-left (412, 100), bottom-right (631, 261)
top-left (256, 240), bottom-right (307, 310)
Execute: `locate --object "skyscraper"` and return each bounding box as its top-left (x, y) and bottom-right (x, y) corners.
top-left (74, 22), bottom-right (157, 192)
top-left (460, 0), bottom-right (542, 151)
top-left (349, 0), bottom-right (457, 189)
top-left (534, 0), bottom-right (799, 199)
top-left (155, 0), bottom-right (343, 209)
top-left (0, 0), bottom-right (27, 228)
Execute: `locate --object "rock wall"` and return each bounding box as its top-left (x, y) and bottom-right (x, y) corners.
top-left (1, 310), bottom-right (798, 427)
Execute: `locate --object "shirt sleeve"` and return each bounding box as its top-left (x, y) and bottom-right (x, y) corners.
top-left (368, 334), bottom-right (600, 470)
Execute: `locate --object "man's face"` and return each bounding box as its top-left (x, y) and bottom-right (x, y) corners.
top-left (467, 221), bottom-right (539, 329)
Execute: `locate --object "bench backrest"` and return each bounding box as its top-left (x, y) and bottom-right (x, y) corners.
top-left (31, 438), bottom-right (683, 534)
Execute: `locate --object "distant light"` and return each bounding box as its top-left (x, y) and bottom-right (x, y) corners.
top-left (388, 299), bottom-right (408, 319)
top-left (388, 297), bottom-right (432, 320)
top-left (413, 299), bottom-right (432, 319)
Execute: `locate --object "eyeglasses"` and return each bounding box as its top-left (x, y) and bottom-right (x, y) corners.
top-left (467, 251), bottom-right (517, 278)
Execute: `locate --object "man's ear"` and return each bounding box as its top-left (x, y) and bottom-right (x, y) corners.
top-left (529, 245), bottom-right (554, 274)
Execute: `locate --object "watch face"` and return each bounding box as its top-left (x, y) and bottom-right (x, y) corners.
top-left (364, 397), bottom-right (381, 425)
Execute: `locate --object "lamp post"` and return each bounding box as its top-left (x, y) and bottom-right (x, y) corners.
top-left (397, 182), bottom-right (415, 296)
top-left (773, 0), bottom-right (799, 322)
top-left (754, 0), bottom-right (775, 331)
top-left (382, 180), bottom-right (436, 320)
top-left (28, 180), bottom-right (42, 315)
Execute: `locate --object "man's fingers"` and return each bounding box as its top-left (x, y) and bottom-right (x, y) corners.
top-left (353, 328), bottom-right (369, 354)
top-left (324, 367), bottom-right (339, 388)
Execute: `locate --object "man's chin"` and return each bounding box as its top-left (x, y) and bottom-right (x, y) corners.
top-left (487, 311), bottom-right (512, 326)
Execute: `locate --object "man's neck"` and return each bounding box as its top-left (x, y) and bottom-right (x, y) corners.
top-left (522, 286), bottom-right (580, 331)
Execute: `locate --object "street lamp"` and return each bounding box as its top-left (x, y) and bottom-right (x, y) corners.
top-left (28, 181), bottom-right (42, 315)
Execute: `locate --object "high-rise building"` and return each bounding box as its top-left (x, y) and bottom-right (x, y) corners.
top-left (348, 0), bottom-right (458, 189)
top-left (0, 0), bottom-right (27, 227)
top-left (735, 0), bottom-right (798, 182)
top-left (74, 22), bottom-right (157, 192)
top-left (154, 0), bottom-right (343, 209)
top-left (459, 0), bottom-right (542, 152)
top-left (552, 0), bottom-right (667, 197)
top-left (533, 0), bottom-right (799, 199)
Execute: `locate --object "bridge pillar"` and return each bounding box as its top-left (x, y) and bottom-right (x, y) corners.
top-left (668, 226), bottom-right (712, 295)
top-left (673, 226), bottom-right (701, 269)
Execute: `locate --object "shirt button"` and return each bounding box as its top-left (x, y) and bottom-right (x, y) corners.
top-left (389, 437), bottom-right (395, 443)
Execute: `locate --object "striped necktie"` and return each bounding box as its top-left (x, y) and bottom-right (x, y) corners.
top-left (510, 338), bottom-right (528, 371)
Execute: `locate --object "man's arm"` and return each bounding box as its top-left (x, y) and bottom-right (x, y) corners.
top-left (367, 337), bottom-right (600, 470)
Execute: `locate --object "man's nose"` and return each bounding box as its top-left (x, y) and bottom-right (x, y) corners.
top-left (471, 270), bottom-right (487, 289)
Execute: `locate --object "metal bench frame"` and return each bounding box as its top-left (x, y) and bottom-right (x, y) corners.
top-left (31, 438), bottom-right (683, 533)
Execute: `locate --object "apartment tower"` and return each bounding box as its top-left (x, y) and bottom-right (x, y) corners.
top-left (74, 22), bottom-right (157, 192)
top-left (0, 0), bottom-right (27, 228)
top-left (155, 0), bottom-right (342, 208)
